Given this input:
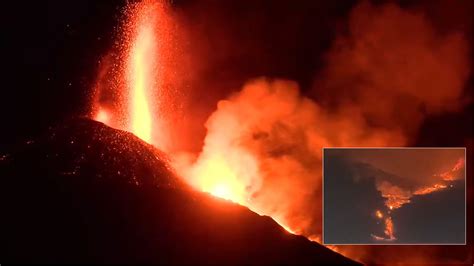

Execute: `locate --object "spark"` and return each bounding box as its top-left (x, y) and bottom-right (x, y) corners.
top-left (375, 210), bottom-right (383, 219)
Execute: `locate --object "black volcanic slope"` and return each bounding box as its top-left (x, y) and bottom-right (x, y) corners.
top-left (0, 118), bottom-right (357, 264)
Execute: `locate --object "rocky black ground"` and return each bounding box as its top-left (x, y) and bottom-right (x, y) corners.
top-left (0, 118), bottom-right (358, 264)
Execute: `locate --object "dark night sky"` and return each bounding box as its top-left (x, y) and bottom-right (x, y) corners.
top-left (1, 0), bottom-right (472, 152)
top-left (2, 1), bottom-right (121, 150)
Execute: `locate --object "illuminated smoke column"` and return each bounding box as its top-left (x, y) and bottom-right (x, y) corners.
top-left (175, 78), bottom-right (405, 240)
top-left (175, 2), bottom-right (470, 263)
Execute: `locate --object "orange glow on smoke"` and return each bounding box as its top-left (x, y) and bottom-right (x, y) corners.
top-left (177, 78), bottom-right (405, 240)
top-left (196, 156), bottom-right (247, 203)
top-left (94, 108), bottom-right (110, 124)
top-left (383, 196), bottom-right (411, 210)
top-left (452, 158), bottom-right (465, 172)
top-left (439, 157), bottom-right (465, 181)
top-left (187, 149), bottom-right (259, 205)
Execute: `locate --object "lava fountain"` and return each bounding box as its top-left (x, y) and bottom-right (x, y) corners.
top-left (92, 0), bottom-right (171, 151)
top-left (128, 18), bottom-right (155, 143)
top-left (91, 0), bottom-right (307, 235)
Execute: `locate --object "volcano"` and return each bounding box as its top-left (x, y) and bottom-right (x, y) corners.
top-left (0, 118), bottom-right (357, 264)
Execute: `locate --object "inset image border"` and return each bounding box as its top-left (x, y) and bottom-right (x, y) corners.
top-left (322, 147), bottom-right (466, 245)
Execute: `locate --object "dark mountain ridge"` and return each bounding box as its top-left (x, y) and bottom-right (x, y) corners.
top-left (0, 118), bottom-right (357, 264)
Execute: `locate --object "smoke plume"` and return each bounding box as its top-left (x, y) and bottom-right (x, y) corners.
top-left (177, 78), bottom-right (404, 238)
top-left (313, 1), bottom-right (470, 139)
top-left (177, 1), bottom-right (470, 263)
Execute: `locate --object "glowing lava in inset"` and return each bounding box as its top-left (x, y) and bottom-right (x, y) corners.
top-left (383, 217), bottom-right (395, 240)
top-left (372, 157), bottom-right (465, 242)
top-left (413, 183), bottom-right (447, 195)
top-left (371, 217), bottom-right (396, 241)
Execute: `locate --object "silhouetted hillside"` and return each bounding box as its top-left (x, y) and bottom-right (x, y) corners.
top-left (0, 118), bottom-right (358, 264)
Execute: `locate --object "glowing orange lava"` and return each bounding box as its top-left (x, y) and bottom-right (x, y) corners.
top-left (90, 0), bottom-right (176, 152)
top-left (413, 183), bottom-right (447, 195)
top-left (375, 210), bottom-right (383, 219)
top-left (373, 158), bottom-right (464, 242)
top-left (384, 217), bottom-right (395, 240)
top-left (187, 150), bottom-right (259, 205)
top-left (372, 216), bottom-right (396, 241)
top-left (128, 18), bottom-right (155, 143)
top-left (95, 108), bottom-right (110, 124)
top-left (439, 157), bottom-right (465, 181)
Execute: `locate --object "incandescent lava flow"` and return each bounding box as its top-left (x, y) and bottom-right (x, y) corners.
top-left (371, 157), bottom-right (465, 241)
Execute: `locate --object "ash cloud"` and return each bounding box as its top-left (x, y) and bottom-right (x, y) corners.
top-left (313, 1), bottom-right (471, 139)
top-left (180, 0), bottom-right (470, 243)
top-left (178, 78), bottom-right (404, 240)
top-left (311, 2), bottom-right (470, 261)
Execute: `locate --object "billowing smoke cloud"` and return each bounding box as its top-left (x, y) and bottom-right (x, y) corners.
top-left (313, 1), bottom-right (470, 139)
top-left (312, 1), bottom-right (470, 263)
top-left (176, 1), bottom-right (470, 263)
top-left (176, 78), bottom-right (405, 239)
